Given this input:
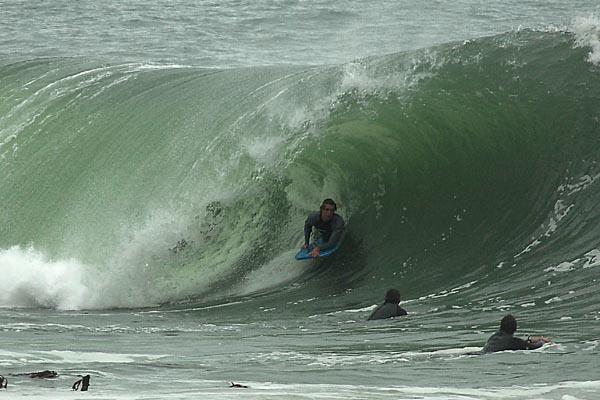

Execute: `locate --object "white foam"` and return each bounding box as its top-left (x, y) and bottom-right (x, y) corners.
top-left (339, 57), bottom-right (434, 99)
top-left (88, 204), bottom-right (247, 309)
top-left (35, 350), bottom-right (167, 364)
top-left (340, 305), bottom-right (378, 313)
top-left (340, 61), bottom-right (384, 93)
top-left (0, 349), bottom-right (167, 365)
top-left (418, 280), bottom-right (478, 301)
top-left (231, 249), bottom-right (307, 296)
top-left (0, 246), bottom-right (92, 310)
top-left (251, 347), bottom-right (483, 369)
top-left (545, 296), bottom-right (563, 304)
top-left (544, 261), bottom-right (575, 273)
top-left (243, 135), bottom-right (286, 164)
top-left (540, 248), bottom-right (600, 275)
top-left (573, 14), bottom-right (600, 65)
top-left (3, 379), bottom-right (599, 400)
top-left (517, 172), bottom-right (600, 258)
top-left (514, 239), bottom-right (541, 258)
top-left (582, 249), bottom-right (600, 268)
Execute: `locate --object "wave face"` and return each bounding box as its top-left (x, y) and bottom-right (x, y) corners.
top-left (1, 30), bottom-right (600, 313)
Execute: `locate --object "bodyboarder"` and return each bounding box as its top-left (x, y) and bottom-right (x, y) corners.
top-left (303, 198), bottom-right (345, 257)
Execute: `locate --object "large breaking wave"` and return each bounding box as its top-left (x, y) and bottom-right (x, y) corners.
top-left (1, 29), bottom-right (599, 313)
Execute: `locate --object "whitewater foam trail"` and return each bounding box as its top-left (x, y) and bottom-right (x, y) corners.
top-left (0, 246), bottom-right (91, 310)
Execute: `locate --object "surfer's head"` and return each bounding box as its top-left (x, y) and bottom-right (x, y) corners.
top-left (384, 288), bottom-right (401, 304)
top-left (500, 314), bottom-right (517, 334)
top-left (320, 198), bottom-right (337, 221)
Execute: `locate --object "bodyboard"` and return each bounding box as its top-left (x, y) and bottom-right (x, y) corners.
top-left (295, 240), bottom-right (341, 260)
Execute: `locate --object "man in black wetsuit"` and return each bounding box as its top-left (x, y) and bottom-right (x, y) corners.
top-left (367, 288), bottom-right (408, 320)
top-left (303, 198), bottom-right (345, 257)
top-left (482, 314), bottom-right (550, 353)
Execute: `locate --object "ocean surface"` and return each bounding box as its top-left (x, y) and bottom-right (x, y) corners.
top-left (1, 1), bottom-right (600, 398)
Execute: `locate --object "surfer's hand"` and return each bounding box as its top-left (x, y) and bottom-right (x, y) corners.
top-left (303, 243), bottom-right (309, 249)
top-left (531, 336), bottom-right (551, 343)
top-left (310, 247), bottom-right (320, 257)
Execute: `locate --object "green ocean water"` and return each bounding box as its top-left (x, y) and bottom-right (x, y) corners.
top-left (1, 1), bottom-right (600, 398)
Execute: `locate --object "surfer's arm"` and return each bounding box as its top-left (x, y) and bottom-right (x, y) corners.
top-left (303, 212), bottom-right (320, 246)
top-left (303, 219), bottom-right (313, 246)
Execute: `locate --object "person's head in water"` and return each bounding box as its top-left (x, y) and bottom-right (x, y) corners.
top-left (384, 288), bottom-right (401, 304)
top-left (499, 314), bottom-right (518, 334)
top-left (320, 198), bottom-right (337, 222)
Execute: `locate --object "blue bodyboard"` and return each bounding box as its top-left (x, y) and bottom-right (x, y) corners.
top-left (295, 240), bottom-right (341, 260)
